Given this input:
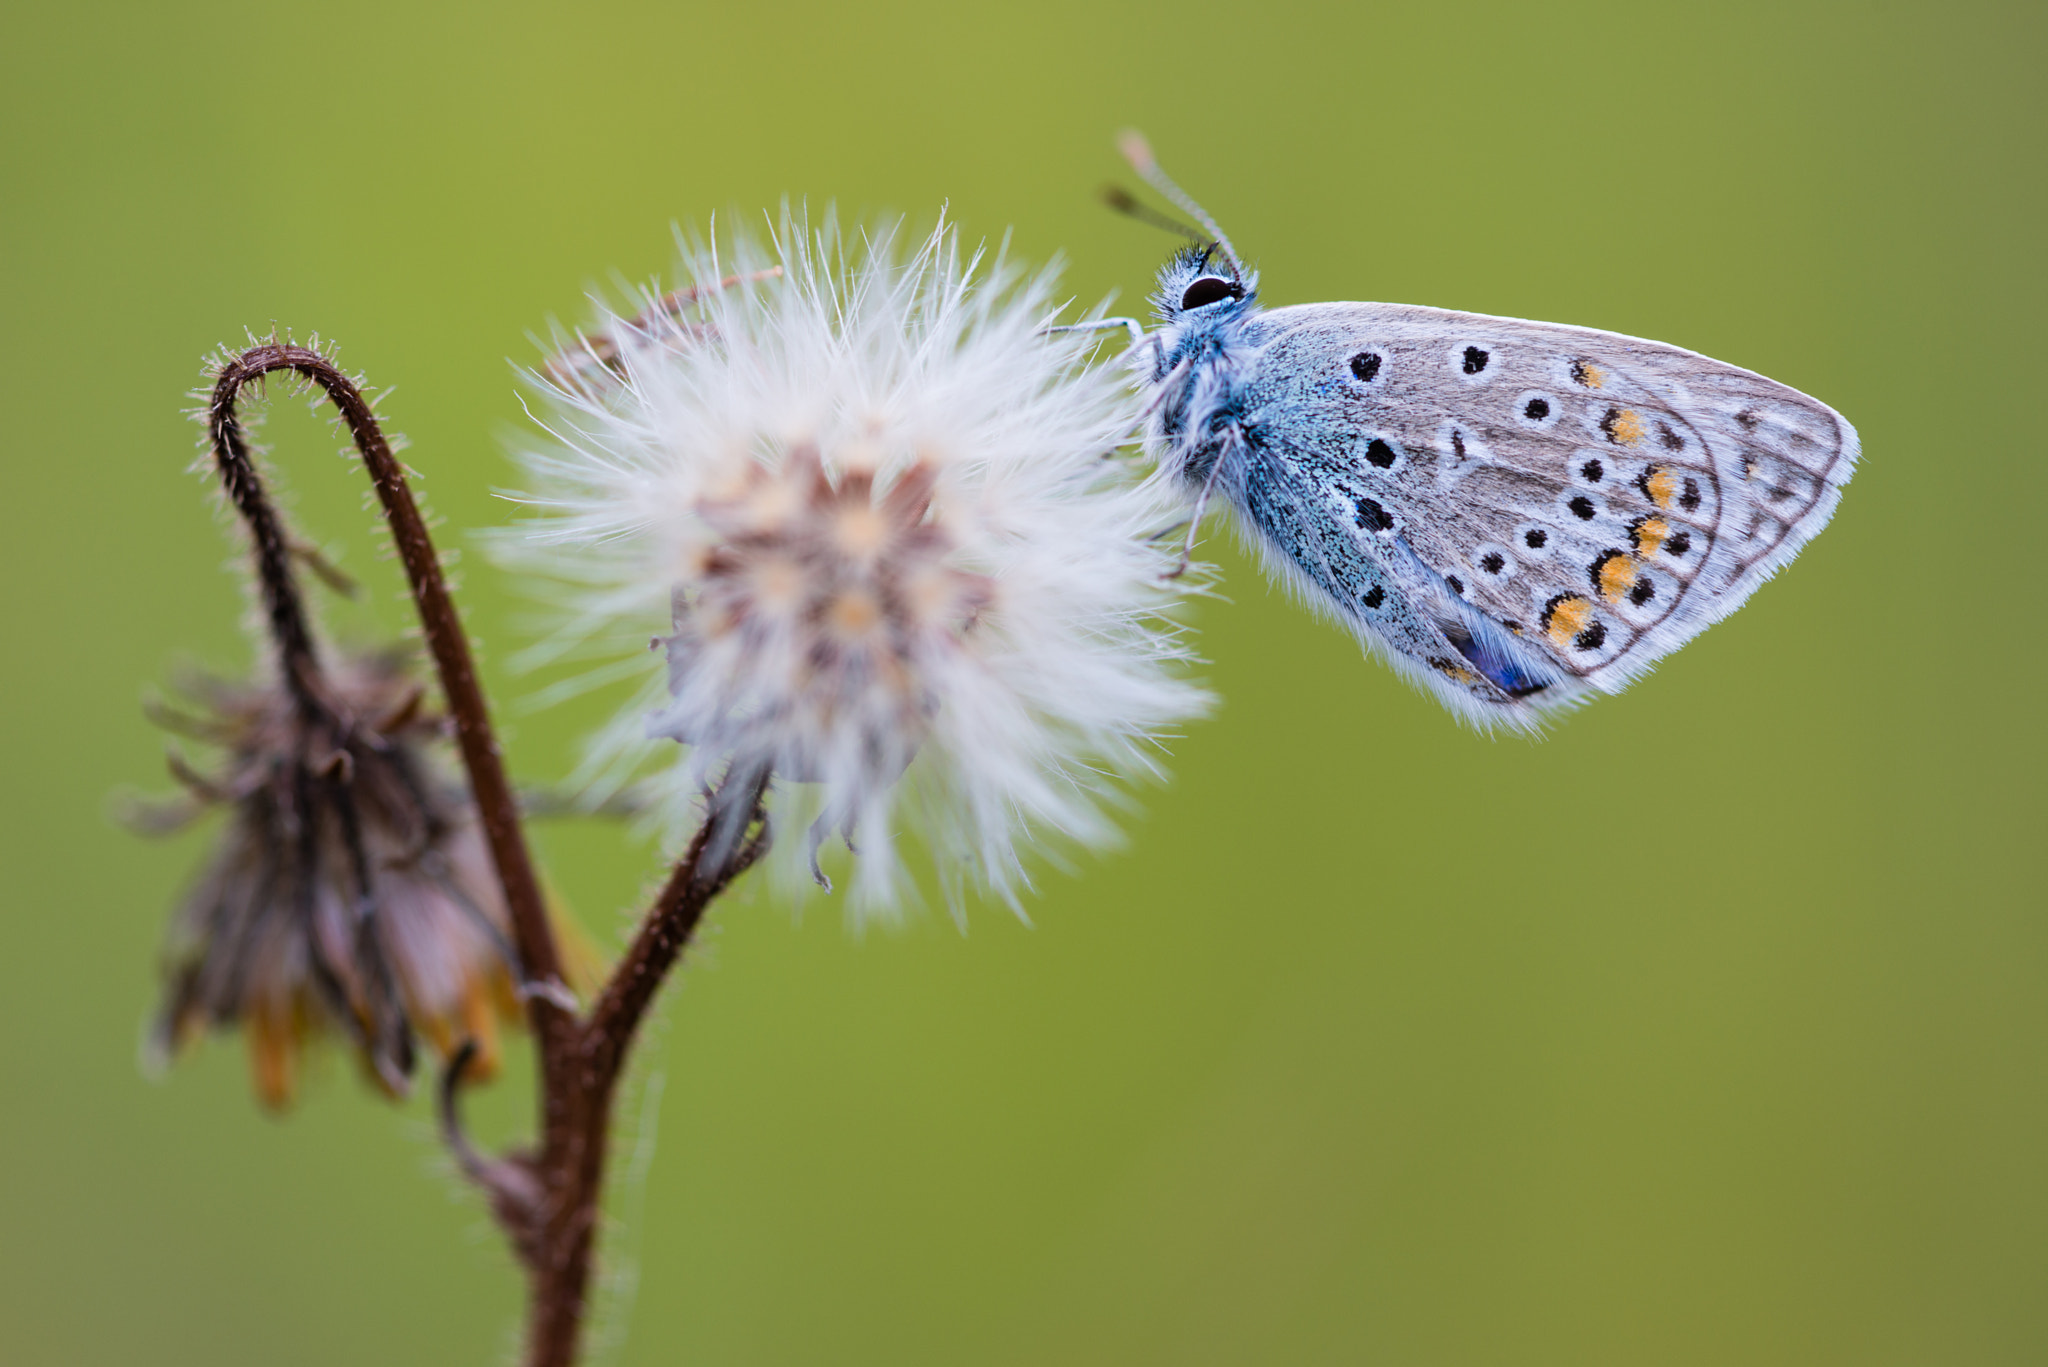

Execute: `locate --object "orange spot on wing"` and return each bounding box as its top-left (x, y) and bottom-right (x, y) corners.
top-left (1644, 466), bottom-right (1678, 508)
top-left (1543, 595), bottom-right (1594, 648)
top-left (1610, 409), bottom-right (1646, 445)
top-left (1598, 553), bottom-right (1638, 603)
top-left (1632, 515), bottom-right (1670, 558)
top-left (1432, 658), bottom-right (1480, 686)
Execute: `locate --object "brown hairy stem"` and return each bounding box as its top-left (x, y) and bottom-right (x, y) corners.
top-left (209, 342), bottom-right (770, 1366)
top-left (544, 266), bottom-right (783, 385)
top-left (208, 345), bottom-right (569, 1021)
top-left (204, 357), bottom-right (328, 722)
top-left (524, 776), bottom-right (770, 1367)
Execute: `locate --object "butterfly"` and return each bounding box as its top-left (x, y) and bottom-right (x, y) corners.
top-left (1091, 133), bottom-right (1858, 730)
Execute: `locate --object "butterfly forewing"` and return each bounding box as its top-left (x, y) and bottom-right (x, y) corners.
top-left (1240, 303), bottom-right (1856, 699)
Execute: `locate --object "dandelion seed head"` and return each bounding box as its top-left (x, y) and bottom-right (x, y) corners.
top-left (503, 210), bottom-right (1209, 915)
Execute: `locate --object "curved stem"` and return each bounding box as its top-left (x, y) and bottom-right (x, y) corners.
top-left (211, 345), bottom-right (569, 1023)
top-left (209, 342), bottom-right (771, 1367)
top-left (204, 360), bottom-right (327, 722)
top-left (204, 368), bottom-right (398, 1073)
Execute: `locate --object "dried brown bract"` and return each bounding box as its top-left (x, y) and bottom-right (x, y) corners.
top-left (141, 651), bottom-right (520, 1110)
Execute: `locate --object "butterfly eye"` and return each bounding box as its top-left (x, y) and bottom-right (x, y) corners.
top-left (1179, 276), bottom-right (1241, 310)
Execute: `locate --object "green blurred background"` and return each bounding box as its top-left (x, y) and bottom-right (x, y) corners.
top-left (3, 1), bottom-right (2043, 1362)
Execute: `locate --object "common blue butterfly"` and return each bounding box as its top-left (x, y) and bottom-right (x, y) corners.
top-left (1094, 134), bottom-right (1858, 730)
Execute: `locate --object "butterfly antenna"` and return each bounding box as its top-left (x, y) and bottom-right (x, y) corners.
top-left (1117, 129), bottom-right (1246, 282)
top-left (1099, 183), bottom-right (1206, 245)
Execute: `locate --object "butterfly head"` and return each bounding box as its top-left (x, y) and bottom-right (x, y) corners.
top-left (1114, 131), bottom-right (1259, 328)
top-left (1151, 243), bottom-right (1258, 325)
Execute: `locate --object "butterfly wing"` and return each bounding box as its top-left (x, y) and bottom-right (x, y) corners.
top-left (1229, 301), bottom-right (1857, 724)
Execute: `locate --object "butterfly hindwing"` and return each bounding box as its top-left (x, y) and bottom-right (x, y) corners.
top-left (1236, 302), bottom-right (1857, 710)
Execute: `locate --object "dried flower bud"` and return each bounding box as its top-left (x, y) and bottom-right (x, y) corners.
top-left (138, 652), bottom-right (522, 1110)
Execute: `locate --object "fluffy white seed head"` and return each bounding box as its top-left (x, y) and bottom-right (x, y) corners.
top-left (502, 211), bottom-right (1207, 915)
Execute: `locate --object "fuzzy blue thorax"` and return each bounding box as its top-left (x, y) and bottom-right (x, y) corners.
top-left (1143, 249), bottom-right (1264, 491)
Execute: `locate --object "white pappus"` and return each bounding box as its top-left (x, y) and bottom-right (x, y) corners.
top-left (500, 210), bottom-right (1209, 915)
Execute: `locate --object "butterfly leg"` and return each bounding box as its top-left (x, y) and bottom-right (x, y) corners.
top-left (1043, 316), bottom-right (1146, 349)
top-left (1165, 443), bottom-right (1230, 580)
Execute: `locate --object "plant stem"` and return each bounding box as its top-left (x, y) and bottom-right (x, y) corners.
top-left (203, 357), bottom-right (327, 724)
top-left (208, 345), bottom-right (569, 1029)
top-left (212, 342), bottom-right (769, 1366)
top-left (524, 781), bottom-right (769, 1367)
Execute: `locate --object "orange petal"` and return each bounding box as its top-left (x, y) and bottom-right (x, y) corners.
top-left (461, 983), bottom-right (503, 1082)
top-left (247, 1009), bottom-right (298, 1112)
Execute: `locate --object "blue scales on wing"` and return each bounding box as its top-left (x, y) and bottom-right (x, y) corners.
top-left (1217, 302), bottom-right (1856, 728)
top-left (1114, 135), bottom-right (1855, 729)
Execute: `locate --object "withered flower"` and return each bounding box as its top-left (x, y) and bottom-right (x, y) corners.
top-left (132, 352), bottom-right (546, 1111)
top-left (139, 650), bottom-right (524, 1110)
